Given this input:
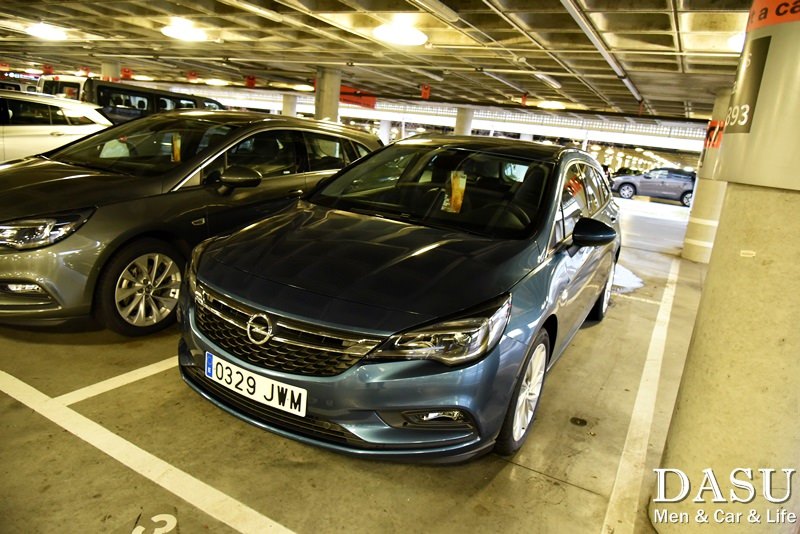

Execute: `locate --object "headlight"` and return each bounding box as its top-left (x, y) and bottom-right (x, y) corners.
top-left (0, 209), bottom-right (94, 250)
top-left (371, 295), bottom-right (512, 366)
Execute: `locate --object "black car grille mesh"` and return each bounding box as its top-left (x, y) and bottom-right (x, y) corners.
top-left (194, 284), bottom-right (383, 377)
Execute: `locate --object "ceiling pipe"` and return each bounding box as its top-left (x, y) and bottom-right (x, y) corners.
top-left (482, 71), bottom-right (527, 94)
top-left (407, 66), bottom-right (444, 82)
top-left (558, 0), bottom-right (646, 106)
top-left (407, 0), bottom-right (460, 23)
top-left (216, 0), bottom-right (284, 22)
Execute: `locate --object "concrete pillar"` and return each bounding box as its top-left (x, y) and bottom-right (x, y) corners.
top-left (519, 133), bottom-right (533, 141)
top-left (651, 14), bottom-right (800, 533)
top-left (378, 120), bottom-right (391, 144)
top-left (454, 107), bottom-right (474, 135)
top-left (314, 67), bottom-right (341, 122)
top-left (681, 89), bottom-right (729, 263)
top-left (101, 62), bottom-right (120, 81)
top-left (281, 94), bottom-right (297, 116)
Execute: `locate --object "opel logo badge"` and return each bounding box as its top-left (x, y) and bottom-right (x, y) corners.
top-left (246, 313), bottom-right (273, 345)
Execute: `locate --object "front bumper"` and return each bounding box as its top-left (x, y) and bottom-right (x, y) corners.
top-left (178, 297), bottom-right (528, 463)
top-left (0, 234), bottom-right (101, 323)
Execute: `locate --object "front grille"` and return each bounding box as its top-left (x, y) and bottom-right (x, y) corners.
top-left (184, 366), bottom-right (366, 446)
top-left (194, 284), bottom-right (383, 377)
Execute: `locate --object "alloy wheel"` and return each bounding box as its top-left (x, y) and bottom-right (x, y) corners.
top-left (114, 253), bottom-right (182, 326)
top-left (512, 342), bottom-right (548, 441)
top-left (619, 184), bottom-right (635, 199)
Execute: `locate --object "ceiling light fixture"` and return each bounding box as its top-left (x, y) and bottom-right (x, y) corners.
top-left (205, 78), bottom-right (230, 86)
top-left (373, 23), bottom-right (428, 46)
top-left (483, 71), bottom-right (527, 94)
top-left (534, 72), bottom-right (562, 90)
top-left (293, 84), bottom-right (315, 92)
top-left (217, 0), bottom-right (284, 23)
top-left (407, 0), bottom-right (460, 23)
top-left (132, 74), bottom-right (154, 81)
top-left (537, 100), bottom-right (566, 110)
top-left (161, 17), bottom-right (208, 42)
top-left (24, 68), bottom-right (44, 75)
top-left (727, 32), bottom-right (746, 52)
top-left (407, 67), bottom-right (444, 82)
top-left (25, 22), bottom-right (68, 40)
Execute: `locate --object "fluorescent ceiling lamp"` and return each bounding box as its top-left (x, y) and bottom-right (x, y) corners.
top-left (483, 72), bottom-right (527, 94)
top-left (537, 100), bottom-right (566, 110)
top-left (24, 68), bottom-right (44, 75)
top-left (408, 0), bottom-right (460, 23)
top-left (205, 78), bottom-right (230, 86)
top-left (132, 74), bottom-right (154, 81)
top-left (26, 22), bottom-right (68, 40)
top-left (293, 84), bottom-right (315, 92)
top-left (373, 23), bottom-right (428, 46)
top-left (534, 72), bottom-right (562, 90)
top-left (161, 17), bottom-right (208, 42)
top-left (217, 0), bottom-right (283, 23)
top-left (727, 32), bottom-right (746, 52)
top-left (407, 67), bottom-right (444, 82)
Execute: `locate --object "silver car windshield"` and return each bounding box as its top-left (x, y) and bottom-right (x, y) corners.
top-left (50, 114), bottom-right (239, 177)
top-left (311, 143), bottom-right (553, 239)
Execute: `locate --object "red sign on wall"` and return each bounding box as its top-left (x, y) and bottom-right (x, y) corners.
top-left (420, 84), bottom-right (431, 100)
top-left (339, 84), bottom-right (376, 109)
top-left (245, 75), bottom-right (257, 88)
top-left (121, 68), bottom-right (133, 80)
top-left (704, 120), bottom-right (725, 149)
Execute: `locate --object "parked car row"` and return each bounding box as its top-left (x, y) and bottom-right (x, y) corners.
top-left (0, 113), bottom-right (620, 462)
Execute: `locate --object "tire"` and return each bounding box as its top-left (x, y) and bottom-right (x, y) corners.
top-left (680, 191), bottom-right (693, 207)
top-left (618, 183), bottom-right (636, 199)
top-left (95, 239), bottom-right (185, 336)
top-left (494, 329), bottom-right (550, 456)
top-left (588, 259), bottom-right (616, 321)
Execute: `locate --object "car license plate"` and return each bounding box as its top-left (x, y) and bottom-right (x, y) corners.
top-left (205, 352), bottom-right (307, 417)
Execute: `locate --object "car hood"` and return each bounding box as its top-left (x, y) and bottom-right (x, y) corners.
top-left (0, 157), bottom-right (161, 220)
top-left (200, 201), bottom-right (539, 334)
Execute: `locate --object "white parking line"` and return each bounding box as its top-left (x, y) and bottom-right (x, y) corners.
top-left (601, 257), bottom-right (681, 534)
top-left (0, 370), bottom-right (294, 534)
top-left (614, 293), bottom-right (661, 306)
top-left (54, 357), bottom-right (178, 406)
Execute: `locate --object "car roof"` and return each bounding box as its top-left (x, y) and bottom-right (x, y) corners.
top-left (151, 109), bottom-right (382, 145)
top-left (0, 88), bottom-right (103, 110)
top-left (394, 134), bottom-right (574, 162)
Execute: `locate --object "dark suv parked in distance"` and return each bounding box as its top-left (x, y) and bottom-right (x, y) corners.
top-left (0, 110), bottom-right (382, 335)
top-left (611, 167), bottom-right (695, 206)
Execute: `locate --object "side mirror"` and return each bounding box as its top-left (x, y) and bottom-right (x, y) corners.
top-left (219, 166), bottom-right (262, 189)
top-left (572, 217), bottom-right (617, 247)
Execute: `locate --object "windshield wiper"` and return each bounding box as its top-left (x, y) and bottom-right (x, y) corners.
top-left (58, 159), bottom-right (133, 176)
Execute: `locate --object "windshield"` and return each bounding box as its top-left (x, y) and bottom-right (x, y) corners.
top-left (50, 114), bottom-right (240, 177)
top-left (310, 142), bottom-right (554, 238)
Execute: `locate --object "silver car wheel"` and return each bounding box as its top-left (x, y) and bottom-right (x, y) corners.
top-left (682, 192), bottom-right (693, 207)
top-left (619, 184), bottom-right (635, 199)
top-left (114, 253), bottom-right (181, 326)
top-left (512, 342), bottom-right (548, 442)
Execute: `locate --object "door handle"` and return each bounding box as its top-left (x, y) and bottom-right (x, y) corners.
top-left (49, 131), bottom-right (66, 136)
top-left (287, 189), bottom-right (303, 197)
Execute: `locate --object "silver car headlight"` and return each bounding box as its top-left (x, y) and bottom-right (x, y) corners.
top-left (0, 209), bottom-right (94, 250)
top-left (371, 295), bottom-right (512, 366)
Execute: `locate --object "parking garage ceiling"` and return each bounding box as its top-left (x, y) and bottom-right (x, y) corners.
top-left (0, 0), bottom-right (750, 120)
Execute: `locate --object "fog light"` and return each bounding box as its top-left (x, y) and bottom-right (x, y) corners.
top-left (1, 282), bottom-right (46, 295)
top-left (404, 409), bottom-right (468, 425)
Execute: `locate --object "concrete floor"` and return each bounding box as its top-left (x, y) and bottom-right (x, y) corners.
top-left (0, 197), bottom-right (706, 534)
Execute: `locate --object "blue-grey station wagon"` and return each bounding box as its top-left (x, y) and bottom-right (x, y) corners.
top-left (178, 135), bottom-right (621, 462)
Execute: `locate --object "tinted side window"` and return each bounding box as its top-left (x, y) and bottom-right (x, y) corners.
top-left (560, 163), bottom-right (591, 239)
top-left (5, 99), bottom-right (63, 125)
top-left (353, 142), bottom-right (372, 159)
top-left (304, 133), bottom-right (349, 171)
top-left (585, 166), bottom-right (610, 207)
top-left (227, 130), bottom-right (301, 178)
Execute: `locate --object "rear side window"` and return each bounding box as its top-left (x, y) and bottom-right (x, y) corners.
top-left (555, 163), bottom-right (591, 243)
top-left (304, 133), bottom-right (349, 171)
top-left (3, 99), bottom-right (66, 126)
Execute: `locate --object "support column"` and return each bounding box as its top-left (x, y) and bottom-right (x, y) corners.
top-left (101, 62), bottom-right (120, 81)
top-left (314, 67), bottom-right (341, 122)
top-left (454, 107), bottom-right (474, 135)
top-left (681, 89), bottom-right (729, 263)
top-left (519, 132), bottom-right (533, 141)
top-left (378, 120), bottom-right (391, 145)
top-left (651, 13), bottom-right (800, 533)
top-left (281, 94), bottom-right (297, 116)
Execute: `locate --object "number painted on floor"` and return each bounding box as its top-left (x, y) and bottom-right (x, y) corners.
top-left (131, 513), bottom-right (177, 534)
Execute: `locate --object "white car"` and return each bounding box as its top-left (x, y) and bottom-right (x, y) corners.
top-left (0, 90), bottom-right (112, 162)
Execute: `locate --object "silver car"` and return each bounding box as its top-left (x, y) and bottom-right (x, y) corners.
top-left (0, 89), bottom-right (111, 161)
top-left (611, 167), bottom-right (695, 206)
